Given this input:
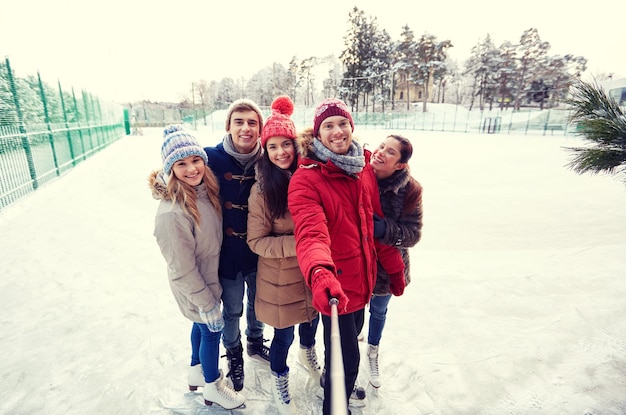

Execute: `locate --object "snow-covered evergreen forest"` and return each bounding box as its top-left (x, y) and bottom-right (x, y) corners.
top-left (177, 7), bottom-right (590, 113)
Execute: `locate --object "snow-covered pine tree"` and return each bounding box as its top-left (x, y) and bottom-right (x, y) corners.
top-left (565, 79), bottom-right (626, 184)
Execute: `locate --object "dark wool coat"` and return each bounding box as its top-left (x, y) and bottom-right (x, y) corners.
top-left (373, 168), bottom-right (423, 295)
top-left (205, 138), bottom-right (259, 280)
top-left (149, 170), bottom-right (223, 323)
top-left (288, 128), bottom-right (405, 315)
top-left (247, 168), bottom-right (317, 329)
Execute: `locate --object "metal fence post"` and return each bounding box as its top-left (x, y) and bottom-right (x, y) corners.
top-left (71, 88), bottom-right (86, 160)
top-left (37, 71), bottom-right (60, 176)
top-left (58, 80), bottom-right (76, 166)
top-left (543, 109), bottom-right (551, 136)
top-left (5, 57), bottom-right (38, 189)
top-left (82, 90), bottom-right (95, 150)
top-left (89, 93), bottom-right (103, 148)
top-left (123, 108), bottom-right (131, 135)
top-left (94, 97), bottom-right (104, 142)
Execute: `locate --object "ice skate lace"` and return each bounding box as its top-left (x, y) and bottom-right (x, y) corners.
top-left (217, 377), bottom-right (240, 402)
top-left (304, 347), bottom-right (321, 371)
top-left (224, 352), bottom-right (244, 380)
top-left (259, 343), bottom-right (270, 361)
top-left (368, 350), bottom-right (379, 378)
top-left (252, 338), bottom-right (270, 361)
top-left (275, 372), bottom-right (292, 404)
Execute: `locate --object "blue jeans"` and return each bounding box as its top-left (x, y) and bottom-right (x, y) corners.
top-left (270, 316), bottom-right (320, 374)
top-left (220, 271), bottom-right (264, 351)
top-left (298, 317), bottom-right (319, 348)
top-left (190, 322), bottom-right (221, 383)
top-left (367, 294), bottom-right (391, 346)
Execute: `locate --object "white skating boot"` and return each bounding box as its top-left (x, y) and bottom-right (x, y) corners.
top-left (188, 364), bottom-right (205, 391)
top-left (367, 344), bottom-right (381, 388)
top-left (271, 368), bottom-right (297, 415)
top-left (203, 370), bottom-right (245, 409)
top-left (297, 344), bottom-right (322, 386)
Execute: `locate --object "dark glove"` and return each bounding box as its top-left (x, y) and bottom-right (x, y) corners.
top-left (389, 271), bottom-right (406, 296)
top-left (311, 267), bottom-right (349, 315)
top-left (373, 214), bottom-right (387, 239)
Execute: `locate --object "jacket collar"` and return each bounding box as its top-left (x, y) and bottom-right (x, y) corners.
top-left (378, 168), bottom-right (410, 194)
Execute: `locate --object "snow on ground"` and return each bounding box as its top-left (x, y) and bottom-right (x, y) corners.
top-left (1, 126), bottom-right (625, 415)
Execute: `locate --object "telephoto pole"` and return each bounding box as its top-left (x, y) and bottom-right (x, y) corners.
top-left (329, 298), bottom-right (348, 415)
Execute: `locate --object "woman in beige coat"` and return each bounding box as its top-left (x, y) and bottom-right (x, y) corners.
top-left (151, 125), bottom-right (243, 410)
top-left (246, 96), bottom-right (320, 415)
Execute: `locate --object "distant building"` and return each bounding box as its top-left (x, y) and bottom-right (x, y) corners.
top-left (393, 70), bottom-right (434, 107)
top-left (600, 78), bottom-right (626, 105)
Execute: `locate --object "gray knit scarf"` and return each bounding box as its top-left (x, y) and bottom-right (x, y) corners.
top-left (312, 138), bottom-right (365, 175)
top-left (223, 133), bottom-right (261, 173)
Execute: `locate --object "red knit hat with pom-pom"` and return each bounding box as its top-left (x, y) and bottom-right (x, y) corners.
top-left (261, 95), bottom-right (297, 147)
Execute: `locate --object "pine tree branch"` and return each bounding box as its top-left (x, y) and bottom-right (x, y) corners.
top-left (564, 80), bottom-right (626, 182)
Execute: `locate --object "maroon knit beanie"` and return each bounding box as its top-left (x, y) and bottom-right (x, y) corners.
top-left (312, 98), bottom-right (354, 137)
top-left (261, 95), bottom-right (296, 147)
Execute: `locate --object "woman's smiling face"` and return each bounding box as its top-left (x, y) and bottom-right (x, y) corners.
top-left (171, 155), bottom-right (206, 186)
top-left (371, 136), bottom-right (405, 179)
top-left (266, 136), bottom-right (295, 170)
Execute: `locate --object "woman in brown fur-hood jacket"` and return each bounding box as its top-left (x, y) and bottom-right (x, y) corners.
top-left (246, 96), bottom-right (321, 412)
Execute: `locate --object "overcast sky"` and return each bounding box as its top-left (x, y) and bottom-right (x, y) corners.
top-left (2, 0), bottom-right (623, 103)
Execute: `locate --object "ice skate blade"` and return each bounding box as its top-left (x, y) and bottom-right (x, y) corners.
top-left (204, 400), bottom-right (246, 410)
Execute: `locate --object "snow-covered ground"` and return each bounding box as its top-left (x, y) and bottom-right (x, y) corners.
top-left (1, 126), bottom-right (625, 415)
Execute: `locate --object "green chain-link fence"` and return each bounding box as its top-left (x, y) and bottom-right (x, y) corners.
top-left (131, 103), bottom-right (577, 137)
top-left (1, 57), bottom-right (127, 210)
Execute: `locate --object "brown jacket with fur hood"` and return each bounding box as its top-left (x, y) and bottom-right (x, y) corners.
top-left (247, 166), bottom-right (317, 328)
top-left (149, 170), bottom-right (223, 323)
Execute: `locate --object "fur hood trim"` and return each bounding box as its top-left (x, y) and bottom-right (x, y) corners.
top-left (252, 163), bottom-right (266, 194)
top-left (379, 168), bottom-right (411, 195)
top-left (148, 169), bottom-right (169, 201)
top-left (295, 127), bottom-right (316, 159)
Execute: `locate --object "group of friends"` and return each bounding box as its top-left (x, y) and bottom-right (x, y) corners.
top-left (149, 95), bottom-right (424, 415)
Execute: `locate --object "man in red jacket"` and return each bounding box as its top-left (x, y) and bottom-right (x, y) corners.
top-left (288, 98), bottom-right (405, 415)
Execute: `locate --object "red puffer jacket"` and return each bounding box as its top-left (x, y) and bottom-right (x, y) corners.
top-left (288, 129), bottom-right (404, 314)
